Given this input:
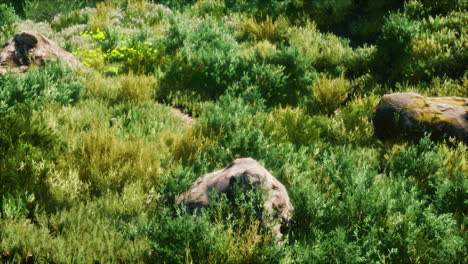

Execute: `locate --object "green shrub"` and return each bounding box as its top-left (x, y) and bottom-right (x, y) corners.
top-left (115, 73), bottom-right (157, 102)
top-left (405, 11), bottom-right (467, 82)
top-left (121, 1), bottom-right (170, 28)
top-left (88, 0), bottom-right (117, 29)
top-left (404, 0), bottom-right (427, 20)
top-left (288, 22), bottom-right (353, 76)
top-left (0, 109), bottom-right (59, 215)
top-left (422, 0), bottom-right (467, 14)
top-left (71, 124), bottom-right (162, 196)
top-left (384, 136), bottom-right (447, 199)
top-left (191, 0), bottom-right (226, 18)
top-left (375, 13), bottom-right (420, 83)
top-left (344, 45), bottom-right (376, 81)
top-left (261, 45), bottom-right (316, 106)
top-left (335, 95), bottom-right (378, 145)
top-left (0, 62), bottom-right (83, 114)
top-left (0, 4), bottom-right (18, 43)
top-left (223, 0), bottom-right (288, 17)
top-left (51, 8), bottom-right (90, 31)
top-left (158, 15), bottom-right (244, 109)
top-left (310, 74), bottom-right (350, 115)
top-left (195, 94), bottom-right (269, 166)
top-left (23, 0), bottom-right (83, 21)
top-left (0, 190), bottom-right (152, 263)
top-left (263, 107), bottom-right (322, 147)
top-left (386, 136), bottom-right (440, 180)
top-left (107, 40), bottom-right (160, 74)
top-left (148, 184), bottom-right (281, 263)
top-left (238, 16), bottom-right (289, 43)
top-left (162, 127), bottom-right (214, 165)
top-left (1, 191), bottom-right (35, 219)
top-left (290, 145), bottom-right (465, 263)
top-left (287, 0), bottom-right (405, 44)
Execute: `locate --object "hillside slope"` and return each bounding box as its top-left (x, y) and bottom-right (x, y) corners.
top-left (0, 1), bottom-right (466, 263)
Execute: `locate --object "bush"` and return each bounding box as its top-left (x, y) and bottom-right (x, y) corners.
top-left (115, 73), bottom-right (157, 102)
top-left (263, 107), bottom-right (322, 147)
top-left (260, 45), bottom-right (316, 106)
top-left (0, 62), bottom-right (83, 114)
top-left (384, 136), bottom-right (443, 197)
top-left (23, 0), bottom-right (83, 21)
top-left (88, 0), bottom-right (117, 29)
top-left (157, 15), bottom-right (244, 109)
top-left (287, 22), bottom-right (352, 76)
top-left (238, 16), bottom-right (289, 43)
top-left (290, 145), bottom-right (465, 263)
top-left (107, 40), bottom-right (160, 74)
top-left (121, 1), bottom-right (171, 28)
top-left (70, 123), bottom-right (162, 196)
top-left (287, 0), bottom-right (405, 45)
top-left (195, 93), bottom-right (269, 167)
top-left (406, 11), bottom-right (467, 82)
top-left (191, 0), bottom-right (226, 18)
top-left (0, 191), bottom-right (152, 263)
top-left (0, 109), bottom-right (59, 215)
top-left (310, 74), bottom-right (350, 114)
top-left (51, 8), bottom-right (91, 31)
top-left (375, 13), bottom-right (420, 83)
top-left (148, 184), bottom-right (281, 263)
top-left (0, 4), bottom-right (18, 43)
top-left (0, 191), bottom-right (35, 219)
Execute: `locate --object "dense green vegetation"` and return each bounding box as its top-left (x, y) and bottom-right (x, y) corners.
top-left (0, 0), bottom-right (466, 263)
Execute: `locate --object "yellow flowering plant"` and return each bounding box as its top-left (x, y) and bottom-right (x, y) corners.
top-left (80, 28), bottom-right (107, 41)
top-left (75, 27), bottom-right (158, 73)
top-left (105, 41), bottom-right (158, 73)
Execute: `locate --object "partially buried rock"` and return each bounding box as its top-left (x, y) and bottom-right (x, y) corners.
top-left (0, 31), bottom-right (83, 74)
top-left (373, 92), bottom-right (468, 143)
top-left (177, 158), bottom-right (294, 238)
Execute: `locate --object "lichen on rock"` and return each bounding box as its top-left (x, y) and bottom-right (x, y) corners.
top-left (373, 92), bottom-right (468, 143)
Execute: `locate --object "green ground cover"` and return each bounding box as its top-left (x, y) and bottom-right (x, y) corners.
top-left (0, 0), bottom-right (466, 263)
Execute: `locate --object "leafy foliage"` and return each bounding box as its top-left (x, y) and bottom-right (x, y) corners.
top-left (0, 0), bottom-right (466, 263)
top-left (0, 3), bottom-right (18, 43)
top-left (311, 74), bottom-right (350, 114)
top-left (0, 61), bottom-right (83, 114)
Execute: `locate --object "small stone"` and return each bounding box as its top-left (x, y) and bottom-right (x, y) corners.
top-left (109, 118), bottom-right (117, 127)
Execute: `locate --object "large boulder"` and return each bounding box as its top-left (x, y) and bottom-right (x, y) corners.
top-left (177, 158), bottom-right (294, 237)
top-left (0, 31), bottom-right (83, 74)
top-left (373, 92), bottom-right (468, 143)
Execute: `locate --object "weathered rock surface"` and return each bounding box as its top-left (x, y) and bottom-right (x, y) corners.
top-left (177, 158), bottom-right (294, 237)
top-left (373, 92), bottom-right (468, 143)
top-left (0, 31), bottom-right (83, 74)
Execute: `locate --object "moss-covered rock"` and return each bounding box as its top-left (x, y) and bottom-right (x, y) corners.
top-left (373, 92), bottom-right (468, 143)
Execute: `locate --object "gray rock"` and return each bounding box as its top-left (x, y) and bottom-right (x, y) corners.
top-left (373, 92), bottom-right (468, 143)
top-left (177, 158), bottom-right (294, 237)
top-left (0, 31), bottom-right (83, 74)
